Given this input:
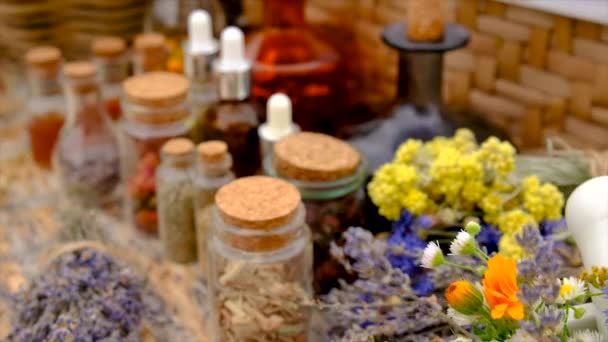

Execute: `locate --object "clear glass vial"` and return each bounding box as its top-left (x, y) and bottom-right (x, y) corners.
top-left (193, 140), bottom-right (235, 280)
top-left (207, 176), bottom-right (312, 342)
top-left (92, 36), bottom-right (128, 121)
top-left (132, 32), bottom-right (169, 74)
top-left (264, 132), bottom-right (367, 294)
top-left (54, 62), bottom-right (121, 207)
top-left (157, 138), bottom-right (197, 263)
top-left (24, 45), bottom-right (66, 169)
top-left (121, 72), bottom-right (191, 235)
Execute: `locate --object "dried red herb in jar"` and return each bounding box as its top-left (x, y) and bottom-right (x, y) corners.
top-left (266, 132), bottom-right (368, 293)
top-left (121, 72), bottom-right (191, 235)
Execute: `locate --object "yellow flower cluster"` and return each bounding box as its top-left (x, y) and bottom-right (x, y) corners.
top-left (368, 129), bottom-right (565, 256)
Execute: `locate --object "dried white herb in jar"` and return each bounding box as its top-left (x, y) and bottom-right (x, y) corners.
top-left (208, 176), bottom-right (313, 342)
top-left (193, 141), bottom-right (235, 280)
top-left (157, 138), bottom-right (197, 263)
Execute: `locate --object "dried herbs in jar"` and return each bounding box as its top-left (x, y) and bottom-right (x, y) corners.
top-left (54, 62), bottom-right (121, 207)
top-left (208, 176), bottom-right (313, 342)
top-left (265, 132), bottom-right (368, 293)
top-left (193, 140), bottom-right (235, 279)
top-left (121, 72), bottom-right (190, 235)
top-left (157, 138), bottom-right (197, 263)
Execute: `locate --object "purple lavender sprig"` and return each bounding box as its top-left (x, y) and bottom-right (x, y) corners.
top-left (319, 227), bottom-right (460, 341)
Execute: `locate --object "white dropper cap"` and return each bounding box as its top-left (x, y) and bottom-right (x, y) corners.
top-left (188, 9), bottom-right (217, 54)
top-left (218, 26), bottom-right (249, 70)
top-left (266, 93), bottom-right (294, 136)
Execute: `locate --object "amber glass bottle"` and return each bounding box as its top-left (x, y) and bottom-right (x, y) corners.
top-left (24, 46), bottom-right (65, 169)
top-left (200, 27), bottom-right (261, 177)
top-left (246, 0), bottom-right (349, 134)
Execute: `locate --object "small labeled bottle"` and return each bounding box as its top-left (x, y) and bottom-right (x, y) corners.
top-left (258, 93), bottom-right (299, 163)
top-left (199, 26), bottom-right (261, 177)
top-left (121, 72), bottom-right (190, 234)
top-left (193, 140), bottom-right (235, 280)
top-left (54, 62), bottom-right (121, 207)
top-left (185, 10), bottom-right (219, 143)
top-left (264, 132), bottom-right (367, 293)
top-left (133, 32), bottom-right (169, 74)
top-left (208, 176), bottom-right (312, 342)
top-left (92, 36), bottom-right (128, 121)
top-left (157, 138), bottom-right (197, 263)
top-left (24, 46), bottom-right (65, 169)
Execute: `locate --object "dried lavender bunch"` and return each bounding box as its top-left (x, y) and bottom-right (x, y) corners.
top-left (320, 227), bottom-right (455, 341)
top-left (8, 248), bottom-right (147, 342)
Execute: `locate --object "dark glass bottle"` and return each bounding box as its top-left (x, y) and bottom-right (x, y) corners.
top-left (200, 26), bottom-right (261, 177)
top-left (246, 0), bottom-right (349, 134)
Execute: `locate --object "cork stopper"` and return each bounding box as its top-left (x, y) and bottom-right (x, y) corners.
top-left (25, 46), bottom-right (61, 68)
top-left (274, 132), bottom-right (361, 182)
top-left (64, 61), bottom-right (96, 79)
top-left (215, 176), bottom-right (300, 231)
top-left (92, 36), bottom-right (126, 58)
top-left (134, 32), bottom-right (166, 52)
top-left (123, 72), bottom-right (189, 107)
top-left (197, 140), bottom-right (228, 163)
top-left (162, 138), bottom-right (194, 156)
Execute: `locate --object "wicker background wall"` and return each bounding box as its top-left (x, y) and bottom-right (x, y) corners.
top-left (244, 0), bottom-right (608, 150)
top-left (0, 0), bottom-right (147, 62)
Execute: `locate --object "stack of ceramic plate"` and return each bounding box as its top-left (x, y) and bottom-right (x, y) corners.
top-left (0, 0), bottom-right (64, 62)
top-left (60, 0), bottom-right (147, 59)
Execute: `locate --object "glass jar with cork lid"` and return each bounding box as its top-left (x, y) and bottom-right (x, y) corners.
top-left (24, 46), bottom-right (66, 169)
top-left (157, 138), bottom-right (197, 263)
top-left (54, 61), bottom-right (121, 208)
top-left (121, 72), bottom-right (190, 235)
top-left (132, 32), bottom-right (169, 74)
top-left (91, 36), bottom-right (128, 121)
top-left (264, 132), bottom-right (368, 293)
top-left (208, 176), bottom-right (312, 342)
top-left (193, 140), bottom-right (235, 280)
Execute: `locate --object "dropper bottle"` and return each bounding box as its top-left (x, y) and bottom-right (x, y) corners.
top-left (258, 93), bottom-right (299, 163)
top-left (186, 10), bottom-right (219, 143)
top-left (198, 26), bottom-right (261, 177)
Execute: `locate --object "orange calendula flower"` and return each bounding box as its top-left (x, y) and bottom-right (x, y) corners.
top-left (482, 254), bottom-right (524, 320)
top-left (445, 280), bottom-right (484, 315)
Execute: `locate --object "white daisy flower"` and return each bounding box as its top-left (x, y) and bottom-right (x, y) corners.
top-left (557, 277), bottom-right (587, 304)
top-left (507, 329), bottom-right (537, 342)
top-left (568, 329), bottom-right (603, 342)
top-left (447, 307), bottom-right (474, 326)
top-left (450, 231), bottom-right (476, 256)
top-left (421, 242), bottom-right (444, 269)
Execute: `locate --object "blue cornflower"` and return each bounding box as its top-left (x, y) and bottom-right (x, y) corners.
top-left (539, 218), bottom-right (567, 236)
top-left (475, 223), bottom-right (501, 254)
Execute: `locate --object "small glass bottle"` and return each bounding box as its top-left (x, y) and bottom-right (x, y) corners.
top-left (54, 62), bottom-right (121, 207)
top-left (24, 46), bottom-right (65, 169)
top-left (92, 36), bottom-right (128, 121)
top-left (193, 140), bottom-right (235, 280)
top-left (246, 0), bottom-right (350, 134)
top-left (258, 93), bottom-right (299, 163)
top-left (208, 176), bottom-right (312, 342)
top-left (185, 10), bottom-right (219, 143)
top-left (157, 138), bottom-right (197, 263)
top-left (121, 72), bottom-right (191, 235)
top-left (132, 32), bottom-right (169, 74)
top-left (200, 26), bottom-right (261, 177)
top-left (264, 132), bottom-right (368, 293)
